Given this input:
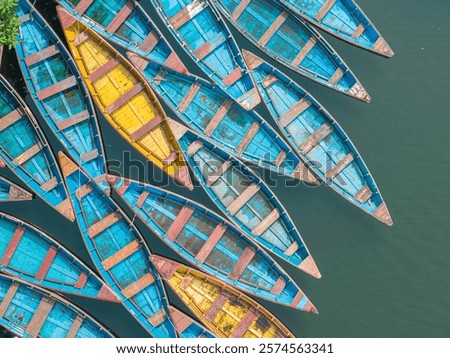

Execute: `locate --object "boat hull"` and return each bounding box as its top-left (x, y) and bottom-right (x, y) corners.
top-left (0, 176), bottom-right (33, 202)
top-left (169, 306), bottom-right (215, 338)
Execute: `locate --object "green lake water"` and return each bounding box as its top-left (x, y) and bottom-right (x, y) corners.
top-left (0, 0), bottom-right (449, 338)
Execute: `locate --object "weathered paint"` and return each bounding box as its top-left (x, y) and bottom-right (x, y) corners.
top-left (57, 0), bottom-right (186, 73)
top-left (106, 175), bottom-right (317, 311)
top-left (169, 306), bottom-right (216, 338)
top-left (0, 274), bottom-right (113, 338)
top-left (278, 0), bottom-right (394, 57)
top-left (127, 54), bottom-right (318, 185)
top-left (0, 211), bottom-right (118, 301)
top-left (211, 0), bottom-right (370, 102)
top-left (58, 152), bottom-right (177, 338)
top-left (170, 121), bottom-right (321, 278)
top-left (16, 0), bottom-right (108, 193)
top-left (245, 51), bottom-right (392, 226)
top-left (150, 0), bottom-right (259, 110)
top-left (56, 7), bottom-right (193, 190)
top-left (0, 75), bottom-right (74, 221)
top-left (152, 255), bottom-right (295, 338)
top-left (0, 176), bottom-right (33, 202)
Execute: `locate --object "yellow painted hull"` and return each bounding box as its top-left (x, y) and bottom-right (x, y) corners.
top-left (152, 255), bottom-right (295, 338)
top-left (57, 8), bottom-right (192, 189)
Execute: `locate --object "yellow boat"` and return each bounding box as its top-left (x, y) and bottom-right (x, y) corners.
top-left (56, 7), bottom-right (193, 189)
top-left (151, 255), bottom-right (295, 338)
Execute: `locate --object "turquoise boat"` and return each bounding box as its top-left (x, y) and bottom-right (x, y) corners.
top-left (0, 75), bottom-right (74, 221)
top-left (0, 274), bottom-right (113, 338)
top-left (0, 176), bottom-right (33, 202)
top-left (106, 174), bottom-right (317, 311)
top-left (149, 0), bottom-right (260, 110)
top-left (0, 211), bottom-right (119, 301)
top-left (128, 54), bottom-right (318, 185)
top-left (16, 0), bottom-right (108, 192)
top-left (57, 0), bottom-right (186, 73)
top-left (277, 0), bottom-right (394, 57)
top-left (211, 0), bottom-right (369, 102)
top-left (169, 306), bottom-right (215, 338)
top-left (244, 51), bottom-right (392, 226)
top-left (58, 152), bottom-right (177, 338)
top-left (169, 120), bottom-right (320, 278)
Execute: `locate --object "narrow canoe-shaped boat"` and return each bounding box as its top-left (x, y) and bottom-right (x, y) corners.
top-left (128, 54), bottom-right (318, 185)
top-left (58, 152), bottom-right (177, 338)
top-left (0, 46), bottom-right (3, 68)
top-left (150, 0), bottom-right (259, 110)
top-left (56, 7), bottom-right (193, 190)
top-left (16, 0), bottom-right (108, 191)
top-left (170, 120), bottom-right (320, 278)
top-left (0, 176), bottom-right (33, 202)
top-left (0, 211), bottom-right (119, 301)
top-left (56, 0), bottom-right (186, 72)
top-left (152, 255), bottom-right (295, 338)
top-left (211, 0), bottom-right (369, 102)
top-left (244, 51), bottom-right (392, 226)
top-left (0, 75), bottom-right (74, 221)
top-left (278, 0), bottom-right (394, 57)
top-left (169, 306), bottom-right (215, 338)
top-left (0, 274), bottom-right (113, 338)
top-left (106, 175), bottom-right (317, 310)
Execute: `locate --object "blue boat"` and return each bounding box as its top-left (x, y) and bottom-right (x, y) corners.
top-left (58, 152), bottom-right (177, 338)
top-left (244, 51), bottom-right (393, 226)
top-left (0, 274), bottom-right (113, 338)
top-left (128, 54), bottom-right (318, 185)
top-left (169, 120), bottom-right (321, 278)
top-left (0, 176), bottom-right (33, 202)
top-left (16, 0), bottom-right (108, 192)
top-left (211, 0), bottom-right (369, 102)
top-left (0, 211), bottom-right (119, 301)
top-left (149, 0), bottom-right (260, 110)
top-left (57, 0), bottom-right (187, 73)
top-left (0, 75), bottom-right (74, 221)
top-left (106, 174), bottom-right (317, 311)
top-left (277, 0), bottom-right (394, 57)
top-left (169, 306), bottom-right (216, 338)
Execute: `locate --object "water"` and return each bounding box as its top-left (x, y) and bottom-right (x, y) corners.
top-left (0, 0), bottom-right (449, 338)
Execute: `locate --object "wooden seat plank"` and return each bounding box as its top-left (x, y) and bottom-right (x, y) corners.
top-left (40, 177), bottom-right (58, 192)
top-left (193, 34), bottom-right (227, 60)
top-left (261, 74), bottom-right (277, 88)
top-left (232, 0), bottom-right (251, 20)
top-left (25, 45), bottom-right (59, 67)
top-left (66, 316), bottom-right (84, 338)
top-left (195, 224), bottom-right (227, 263)
top-left (258, 11), bottom-right (288, 46)
top-left (74, 32), bottom-right (90, 47)
top-left (270, 276), bottom-right (286, 295)
top-left (326, 153), bottom-right (354, 179)
top-left (166, 206), bottom-right (194, 241)
top-left (235, 122), bottom-right (259, 153)
top-left (13, 144), bottom-right (41, 166)
top-left (204, 100), bottom-right (232, 136)
top-left (148, 309), bottom-right (167, 327)
top-left (291, 37), bottom-right (317, 67)
top-left (207, 160), bottom-right (232, 186)
top-left (106, 2), bottom-right (133, 34)
top-left (203, 290), bottom-right (229, 322)
top-left (121, 273), bottom-right (155, 298)
top-left (355, 185), bottom-right (372, 203)
top-left (0, 283), bottom-right (19, 318)
top-left (329, 67), bottom-right (344, 84)
top-left (89, 58), bottom-right (120, 82)
top-left (130, 115), bottom-right (163, 141)
top-left (81, 149), bottom-right (99, 162)
top-left (75, 0), bottom-right (94, 15)
top-left (222, 68), bottom-right (242, 86)
top-left (25, 297), bottom-right (54, 337)
top-left (227, 184), bottom-right (260, 215)
top-left (299, 123), bottom-right (332, 154)
top-left (0, 109), bottom-right (24, 132)
top-left (74, 272), bottom-right (88, 289)
top-left (283, 241), bottom-right (298, 256)
top-left (187, 141), bottom-right (203, 156)
top-left (178, 83), bottom-right (201, 113)
top-left (352, 23), bottom-right (365, 39)
top-left (315, 0), bottom-right (336, 22)
top-left (139, 31), bottom-right (159, 52)
top-left (105, 83), bottom-right (144, 114)
top-left (229, 309), bottom-right (257, 338)
top-left (170, 0), bottom-right (206, 30)
top-left (101, 240), bottom-right (140, 271)
top-left (35, 246), bottom-right (58, 280)
top-left (290, 291), bottom-right (304, 307)
top-left (75, 184), bottom-right (93, 199)
top-left (87, 213), bottom-right (120, 238)
top-left (37, 76), bottom-right (78, 101)
top-left (56, 110), bottom-right (90, 131)
top-left (251, 208), bottom-right (280, 236)
top-left (0, 226), bottom-right (25, 266)
top-left (136, 191), bottom-right (150, 208)
top-left (274, 150), bottom-right (286, 166)
top-left (279, 98), bottom-right (311, 127)
top-left (228, 247), bottom-right (256, 280)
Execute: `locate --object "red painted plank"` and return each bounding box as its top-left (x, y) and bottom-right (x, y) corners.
top-left (227, 247), bottom-right (256, 280)
top-left (0, 227), bottom-right (25, 266)
top-left (222, 68), bottom-right (242, 86)
top-left (35, 246), bottom-right (58, 280)
top-left (136, 191), bottom-right (149, 208)
top-left (37, 76), bottom-right (77, 101)
top-left (230, 309), bottom-right (257, 338)
top-left (162, 152), bottom-right (177, 165)
top-left (56, 110), bottom-right (90, 131)
top-left (106, 2), bottom-right (133, 34)
top-left (105, 83), bottom-right (144, 114)
top-left (89, 58), bottom-right (119, 82)
top-left (25, 45), bottom-right (59, 67)
top-left (74, 272), bottom-right (88, 289)
top-left (139, 31), bottom-right (159, 52)
top-left (166, 206), bottom-right (194, 241)
top-left (75, 0), bottom-right (94, 15)
top-left (130, 115), bottom-right (163, 141)
top-left (195, 224), bottom-right (226, 263)
top-left (203, 290), bottom-right (229, 322)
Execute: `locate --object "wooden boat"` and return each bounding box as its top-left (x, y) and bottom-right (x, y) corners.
top-left (169, 306), bottom-right (215, 338)
top-left (16, 0), bottom-right (108, 192)
top-left (0, 274), bottom-right (113, 338)
top-left (0, 46), bottom-right (3, 68)
top-left (106, 175), bottom-right (318, 310)
top-left (0, 176), bottom-right (33, 202)
top-left (0, 211), bottom-right (119, 301)
top-left (277, 0), bottom-right (394, 57)
top-left (56, 0), bottom-right (186, 73)
top-left (56, 7), bottom-right (193, 190)
top-left (0, 75), bottom-right (74, 221)
top-left (211, 0), bottom-right (369, 102)
top-left (152, 255), bottom-right (295, 338)
top-left (149, 0), bottom-right (260, 110)
top-left (128, 54), bottom-right (318, 185)
top-left (58, 152), bottom-right (177, 338)
top-left (244, 51), bottom-right (392, 226)
top-left (169, 120), bottom-right (320, 278)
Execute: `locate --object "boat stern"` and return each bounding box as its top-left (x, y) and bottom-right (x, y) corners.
top-left (372, 37), bottom-right (395, 58)
top-left (349, 82), bottom-right (371, 103)
top-left (373, 202), bottom-right (393, 226)
top-left (298, 256), bottom-right (322, 279)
